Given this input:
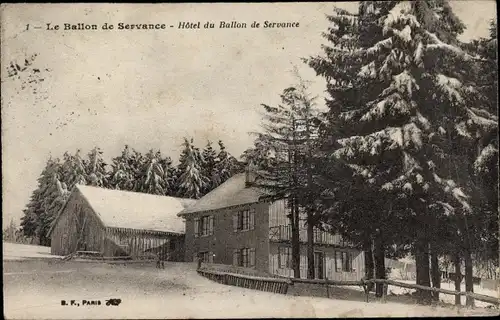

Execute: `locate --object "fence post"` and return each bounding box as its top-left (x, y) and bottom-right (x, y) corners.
top-left (325, 276), bottom-right (330, 299)
top-left (382, 282), bottom-right (388, 303)
top-left (362, 279), bottom-right (370, 303)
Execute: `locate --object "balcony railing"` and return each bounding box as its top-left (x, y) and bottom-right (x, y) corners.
top-left (269, 225), bottom-right (351, 247)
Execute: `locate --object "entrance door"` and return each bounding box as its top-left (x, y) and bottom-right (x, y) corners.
top-left (314, 252), bottom-right (324, 279)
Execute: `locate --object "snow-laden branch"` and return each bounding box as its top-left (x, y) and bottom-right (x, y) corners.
top-left (425, 31), bottom-right (488, 62)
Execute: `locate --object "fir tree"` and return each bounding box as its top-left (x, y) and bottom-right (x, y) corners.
top-left (108, 145), bottom-right (144, 192)
top-left (159, 155), bottom-right (176, 196)
top-left (138, 149), bottom-right (168, 195)
top-left (215, 140), bottom-right (239, 184)
top-left (306, 1), bottom-right (496, 303)
top-left (20, 189), bottom-right (42, 240)
top-left (240, 137), bottom-right (274, 170)
top-left (3, 219), bottom-right (18, 242)
top-left (108, 145), bottom-right (136, 191)
top-left (85, 147), bottom-right (108, 187)
top-left (61, 149), bottom-right (87, 188)
top-left (252, 85), bottom-right (322, 278)
top-left (202, 140), bottom-right (219, 194)
top-left (176, 138), bottom-right (208, 199)
top-left (20, 157), bottom-right (67, 245)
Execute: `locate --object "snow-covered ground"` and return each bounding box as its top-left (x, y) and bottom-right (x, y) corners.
top-left (386, 279), bottom-right (499, 309)
top-left (2, 241), bottom-right (64, 261)
top-left (4, 260), bottom-right (497, 319)
top-left (3, 243), bottom-right (498, 318)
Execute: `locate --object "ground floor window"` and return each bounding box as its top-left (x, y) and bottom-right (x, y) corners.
top-left (335, 251), bottom-right (353, 272)
top-left (233, 248), bottom-right (256, 268)
top-left (278, 246), bottom-right (292, 269)
top-left (197, 251), bottom-right (214, 263)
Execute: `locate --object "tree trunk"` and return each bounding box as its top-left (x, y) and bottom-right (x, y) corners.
top-left (363, 239), bottom-right (375, 292)
top-left (291, 197), bottom-right (301, 279)
top-left (415, 237), bottom-right (432, 305)
top-left (453, 253), bottom-right (461, 306)
top-left (373, 233), bottom-right (385, 297)
top-left (307, 212), bottom-right (315, 279)
top-left (305, 114), bottom-right (315, 280)
top-left (430, 243), bottom-right (441, 302)
top-left (464, 248), bottom-right (475, 307)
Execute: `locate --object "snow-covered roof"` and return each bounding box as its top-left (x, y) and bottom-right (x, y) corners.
top-left (178, 173), bottom-right (266, 215)
top-left (76, 185), bottom-right (197, 234)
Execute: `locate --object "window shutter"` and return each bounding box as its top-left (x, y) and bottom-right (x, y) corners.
top-left (250, 248), bottom-right (256, 268)
top-left (349, 252), bottom-right (353, 272)
top-left (233, 213), bottom-right (239, 232)
top-left (233, 249), bottom-right (240, 266)
top-left (250, 209), bottom-right (255, 230)
top-left (335, 251), bottom-right (342, 272)
top-left (281, 248), bottom-right (285, 268)
top-left (209, 216), bottom-right (214, 235)
top-left (194, 218), bottom-right (200, 238)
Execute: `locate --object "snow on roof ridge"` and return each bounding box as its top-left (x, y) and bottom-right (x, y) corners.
top-left (178, 173), bottom-right (263, 215)
top-left (75, 184), bottom-right (196, 202)
top-left (75, 185), bottom-right (196, 234)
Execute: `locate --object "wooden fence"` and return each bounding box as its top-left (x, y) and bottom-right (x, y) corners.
top-left (197, 268), bottom-right (500, 307)
top-left (197, 269), bottom-right (291, 294)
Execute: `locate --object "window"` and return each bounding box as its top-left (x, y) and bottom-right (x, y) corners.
top-left (194, 215), bottom-right (214, 237)
top-left (335, 251), bottom-right (353, 272)
top-left (233, 247), bottom-right (256, 268)
top-left (233, 208), bottom-right (255, 232)
top-left (241, 248), bottom-right (249, 267)
top-left (342, 252), bottom-right (353, 272)
top-left (278, 246), bottom-right (292, 269)
top-left (201, 216), bottom-right (210, 235)
top-left (241, 210), bottom-right (250, 230)
top-left (198, 251), bottom-right (214, 263)
top-left (313, 228), bottom-right (322, 243)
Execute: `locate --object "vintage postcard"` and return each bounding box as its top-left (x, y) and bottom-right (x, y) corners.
top-left (2, 2), bottom-right (498, 319)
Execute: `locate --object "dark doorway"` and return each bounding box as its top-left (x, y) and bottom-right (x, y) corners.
top-left (314, 252), bottom-right (324, 279)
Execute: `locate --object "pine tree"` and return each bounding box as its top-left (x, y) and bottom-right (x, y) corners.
top-left (61, 149), bottom-right (87, 188)
top-left (3, 219), bottom-right (18, 242)
top-left (240, 136), bottom-right (274, 170)
top-left (252, 85), bottom-right (321, 279)
top-left (85, 147), bottom-right (108, 187)
top-left (108, 145), bottom-right (144, 192)
top-left (159, 155), bottom-right (176, 196)
top-left (20, 189), bottom-right (42, 240)
top-left (274, 72), bottom-right (323, 280)
top-left (138, 149), bottom-right (168, 195)
top-left (455, 19), bottom-right (499, 306)
top-left (176, 138), bottom-right (208, 199)
top-left (108, 145), bottom-right (135, 191)
top-left (472, 19), bottom-right (499, 273)
top-left (215, 140), bottom-right (239, 184)
top-left (306, 1), bottom-right (496, 303)
top-left (202, 140), bottom-right (219, 194)
top-left (20, 157), bottom-right (68, 245)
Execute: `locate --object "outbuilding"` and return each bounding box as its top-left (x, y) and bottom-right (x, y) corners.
top-left (48, 185), bottom-right (196, 260)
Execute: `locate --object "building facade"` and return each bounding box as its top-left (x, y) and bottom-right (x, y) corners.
top-left (178, 172), bottom-right (365, 280)
top-left (48, 185), bottom-right (196, 260)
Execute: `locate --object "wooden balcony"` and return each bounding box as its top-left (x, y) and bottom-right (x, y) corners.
top-left (269, 225), bottom-right (351, 247)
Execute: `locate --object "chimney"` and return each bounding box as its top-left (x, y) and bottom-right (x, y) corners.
top-left (245, 161), bottom-right (257, 188)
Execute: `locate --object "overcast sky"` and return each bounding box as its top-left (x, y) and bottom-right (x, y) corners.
top-left (1, 2), bottom-right (497, 225)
